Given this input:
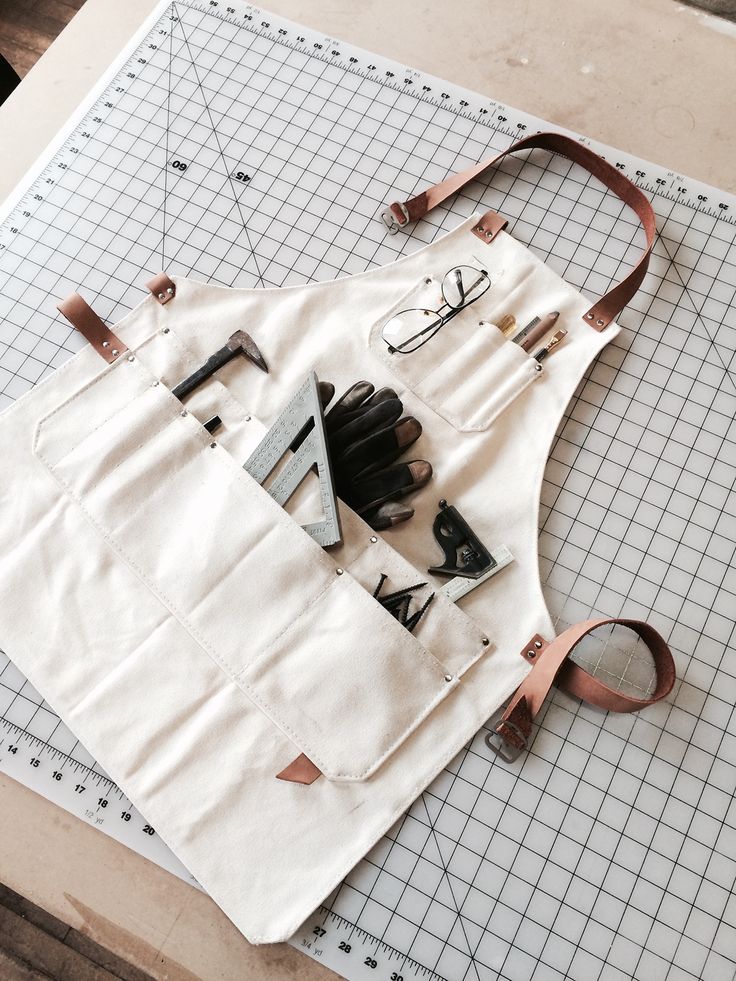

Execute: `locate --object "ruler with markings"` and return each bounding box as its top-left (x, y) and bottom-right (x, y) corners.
top-left (1, 3), bottom-right (735, 980)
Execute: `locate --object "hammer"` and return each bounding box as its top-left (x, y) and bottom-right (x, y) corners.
top-left (171, 330), bottom-right (268, 401)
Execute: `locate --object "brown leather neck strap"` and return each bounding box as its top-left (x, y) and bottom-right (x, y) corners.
top-left (385, 131), bottom-right (657, 331)
top-left (491, 617), bottom-right (675, 761)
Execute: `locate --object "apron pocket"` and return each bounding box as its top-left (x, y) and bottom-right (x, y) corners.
top-left (32, 354), bottom-right (486, 784)
top-left (368, 262), bottom-right (543, 432)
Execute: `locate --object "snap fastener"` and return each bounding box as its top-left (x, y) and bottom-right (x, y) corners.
top-left (335, 568), bottom-right (344, 575)
top-left (370, 536), bottom-right (377, 543)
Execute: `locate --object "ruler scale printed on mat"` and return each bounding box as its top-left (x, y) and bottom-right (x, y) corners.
top-left (0, 2), bottom-right (734, 980)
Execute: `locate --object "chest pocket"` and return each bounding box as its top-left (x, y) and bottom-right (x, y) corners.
top-left (367, 263), bottom-right (542, 432)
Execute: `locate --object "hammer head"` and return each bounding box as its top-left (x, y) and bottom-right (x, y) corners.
top-left (227, 330), bottom-right (268, 373)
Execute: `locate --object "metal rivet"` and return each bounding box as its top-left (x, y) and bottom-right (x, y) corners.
top-left (476, 225), bottom-right (484, 232)
top-left (101, 340), bottom-right (110, 347)
top-left (162, 327), bottom-right (170, 334)
top-left (336, 568), bottom-right (344, 575)
top-left (370, 535), bottom-right (377, 543)
top-left (210, 442), bottom-right (217, 449)
top-left (152, 380), bottom-right (159, 386)
top-left (586, 313), bottom-right (594, 320)
top-left (482, 637), bottom-right (490, 647)
top-left (527, 650), bottom-right (536, 658)
top-left (158, 292), bottom-right (165, 300)
top-left (424, 277), bottom-right (432, 284)
top-left (485, 230), bottom-right (493, 238)
top-left (444, 674), bottom-right (453, 683)
top-left (127, 354), bottom-right (134, 362)
top-left (245, 415), bottom-right (251, 421)
top-left (535, 363), bottom-right (543, 372)
top-left (596, 318), bottom-right (604, 326)
top-left (180, 409), bottom-right (188, 417)
top-left (167, 287), bottom-right (174, 295)
top-left (534, 640), bottom-right (543, 649)
top-left (111, 349), bottom-right (119, 356)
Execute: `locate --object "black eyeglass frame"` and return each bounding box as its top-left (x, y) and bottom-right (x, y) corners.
top-left (381, 265), bottom-right (492, 354)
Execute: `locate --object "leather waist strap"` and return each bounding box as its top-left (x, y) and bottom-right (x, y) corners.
top-left (488, 617), bottom-right (675, 762)
top-left (384, 131), bottom-right (657, 331)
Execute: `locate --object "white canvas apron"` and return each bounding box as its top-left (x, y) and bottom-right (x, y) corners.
top-left (0, 134), bottom-right (674, 943)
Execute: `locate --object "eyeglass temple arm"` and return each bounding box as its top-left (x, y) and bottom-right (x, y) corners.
top-left (384, 131), bottom-right (657, 331)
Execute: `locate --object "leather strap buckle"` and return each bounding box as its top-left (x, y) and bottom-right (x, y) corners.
top-left (484, 717), bottom-right (527, 764)
top-left (380, 201), bottom-right (409, 234)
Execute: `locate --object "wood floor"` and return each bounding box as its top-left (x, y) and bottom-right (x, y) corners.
top-left (0, 0), bottom-right (88, 79)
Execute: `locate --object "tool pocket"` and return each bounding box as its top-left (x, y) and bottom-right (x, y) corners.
top-left (368, 259), bottom-right (546, 432)
top-left (32, 351), bottom-right (490, 783)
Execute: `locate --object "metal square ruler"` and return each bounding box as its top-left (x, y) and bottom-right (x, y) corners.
top-left (0, 3), bottom-right (734, 979)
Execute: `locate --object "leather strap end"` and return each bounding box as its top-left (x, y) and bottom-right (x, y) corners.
top-left (276, 752), bottom-right (322, 785)
top-left (147, 272), bottom-right (176, 305)
top-left (57, 294), bottom-right (128, 364)
top-left (471, 210), bottom-right (508, 243)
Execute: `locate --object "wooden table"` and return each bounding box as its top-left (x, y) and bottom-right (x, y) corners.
top-left (0, 1), bottom-right (733, 977)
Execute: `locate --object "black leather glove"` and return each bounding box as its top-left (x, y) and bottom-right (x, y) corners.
top-left (319, 380), bottom-right (432, 530)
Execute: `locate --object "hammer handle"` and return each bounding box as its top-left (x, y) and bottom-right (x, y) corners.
top-left (171, 345), bottom-right (235, 400)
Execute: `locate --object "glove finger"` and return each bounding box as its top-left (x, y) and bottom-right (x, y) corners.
top-left (349, 460), bottom-right (433, 513)
top-left (362, 386), bottom-right (398, 409)
top-left (329, 398), bottom-right (404, 456)
top-left (363, 500), bottom-right (415, 530)
top-left (325, 381), bottom-right (375, 430)
top-left (339, 417), bottom-right (422, 480)
top-left (318, 381), bottom-right (335, 409)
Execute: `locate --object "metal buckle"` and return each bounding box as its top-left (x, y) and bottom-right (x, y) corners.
top-left (380, 201), bottom-right (409, 234)
top-left (484, 718), bottom-right (527, 764)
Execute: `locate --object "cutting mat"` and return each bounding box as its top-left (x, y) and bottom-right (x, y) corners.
top-left (0, 3), bottom-right (734, 980)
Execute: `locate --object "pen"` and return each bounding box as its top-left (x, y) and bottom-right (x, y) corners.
top-left (533, 328), bottom-right (567, 362)
top-left (520, 311), bottom-right (561, 352)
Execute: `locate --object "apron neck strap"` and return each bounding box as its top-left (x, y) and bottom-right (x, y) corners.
top-left (384, 131), bottom-right (657, 332)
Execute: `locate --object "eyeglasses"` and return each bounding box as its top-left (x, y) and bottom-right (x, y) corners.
top-left (382, 265), bottom-right (492, 354)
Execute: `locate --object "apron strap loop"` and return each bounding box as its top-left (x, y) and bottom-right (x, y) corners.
top-left (488, 617), bottom-right (675, 762)
top-left (384, 131), bottom-right (657, 331)
top-left (57, 293), bottom-right (128, 364)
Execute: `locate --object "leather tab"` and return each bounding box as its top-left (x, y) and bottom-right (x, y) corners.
top-left (57, 294), bottom-right (128, 364)
top-left (276, 753), bottom-right (322, 785)
top-left (471, 210), bottom-right (508, 244)
top-left (147, 272), bottom-right (176, 305)
top-left (520, 633), bottom-right (548, 663)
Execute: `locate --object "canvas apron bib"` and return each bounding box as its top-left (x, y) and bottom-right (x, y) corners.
top-left (0, 134), bottom-right (674, 944)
